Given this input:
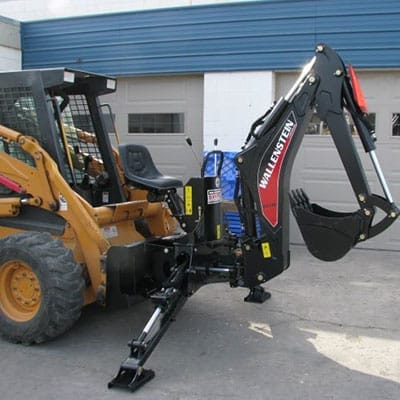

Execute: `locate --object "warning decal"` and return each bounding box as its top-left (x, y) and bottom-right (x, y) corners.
top-left (207, 188), bottom-right (222, 205)
top-left (184, 186), bottom-right (193, 215)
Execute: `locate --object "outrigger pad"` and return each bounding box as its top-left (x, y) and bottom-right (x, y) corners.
top-left (244, 286), bottom-right (271, 303)
top-left (290, 189), bottom-right (363, 261)
top-left (108, 367), bottom-right (155, 392)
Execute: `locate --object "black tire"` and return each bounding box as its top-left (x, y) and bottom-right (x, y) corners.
top-left (0, 231), bottom-right (84, 344)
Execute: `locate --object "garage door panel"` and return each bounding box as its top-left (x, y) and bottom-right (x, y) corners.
top-left (302, 173), bottom-right (395, 205)
top-left (303, 179), bottom-right (358, 206)
top-left (302, 140), bottom-right (382, 173)
top-left (303, 145), bottom-right (343, 170)
top-left (127, 77), bottom-right (187, 102)
top-left (391, 148), bottom-right (400, 174)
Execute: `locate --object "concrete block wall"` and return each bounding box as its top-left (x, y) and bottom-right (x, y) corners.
top-left (0, 0), bottom-right (242, 20)
top-left (203, 71), bottom-right (275, 151)
top-left (0, 16), bottom-right (21, 70)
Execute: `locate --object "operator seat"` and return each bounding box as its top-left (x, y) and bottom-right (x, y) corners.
top-left (118, 143), bottom-right (183, 191)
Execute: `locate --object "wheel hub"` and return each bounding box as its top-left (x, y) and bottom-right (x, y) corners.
top-left (0, 260), bottom-right (42, 322)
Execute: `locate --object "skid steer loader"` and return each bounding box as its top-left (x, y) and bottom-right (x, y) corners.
top-left (0, 44), bottom-right (398, 392)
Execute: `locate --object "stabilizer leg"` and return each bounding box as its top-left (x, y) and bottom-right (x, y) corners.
top-left (109, 260), bottom-right (188, 392)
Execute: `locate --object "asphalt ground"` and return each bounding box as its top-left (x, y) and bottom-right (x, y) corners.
top-left (0, 245), bottom-right (399, 400)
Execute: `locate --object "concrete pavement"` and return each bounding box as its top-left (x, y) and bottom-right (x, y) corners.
top-left (0, 245), bottom-right (399, 399)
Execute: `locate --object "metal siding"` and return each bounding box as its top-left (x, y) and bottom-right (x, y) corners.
top-left (22, 0), bottom-right (400, 75)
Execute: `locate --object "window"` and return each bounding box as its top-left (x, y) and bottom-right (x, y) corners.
top-left (392, 113), bottom-right (400, 136)
top-left (128, 113), bottom-right (184, 134)
top-left (306, 109), bottom-right (376, 136)
top-left (0, 89), bottom-right (38, 166)
top-left (52, 94), bottom-right (105, 185)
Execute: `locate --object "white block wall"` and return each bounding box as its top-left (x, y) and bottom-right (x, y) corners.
top-left (0, 17), bottom-right (21, 71)
top-left (0, 46), bottom-right (21, 71)
top-left (0, 0), bottom-right (243, 21)
top-left (203, 71), bottom-right (275, 151)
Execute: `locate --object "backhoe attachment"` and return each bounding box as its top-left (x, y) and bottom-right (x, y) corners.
top-left (235, 44), bottom-right (398, 283)
top-left (109, 44), bottom-right (398, 393)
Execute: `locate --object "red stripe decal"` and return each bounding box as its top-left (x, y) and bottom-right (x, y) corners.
top-left (258, 112), bottom-right (297, 227)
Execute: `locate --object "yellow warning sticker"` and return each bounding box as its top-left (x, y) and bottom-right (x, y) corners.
top-left (216, 224), bottom-right (221, 240)
top-left (184, 186), bottom-right (193, 215)
top-left (261, 242), bottom-right (272, 258)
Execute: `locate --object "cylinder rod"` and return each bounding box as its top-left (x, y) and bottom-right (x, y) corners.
top-left (369, 150), bottom-right (394, 203)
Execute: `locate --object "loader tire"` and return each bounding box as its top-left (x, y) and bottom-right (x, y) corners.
top-left (0, 231), bottom-right (84, 344)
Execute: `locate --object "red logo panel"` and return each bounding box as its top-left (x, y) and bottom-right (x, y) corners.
top-left (257, 112), bottom-right (297, 227)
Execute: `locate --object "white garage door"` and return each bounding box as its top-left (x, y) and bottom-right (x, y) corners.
top-left (104, 75), bottom-right (203, 185)
top-left (276, 70), bottom-right (400, 251)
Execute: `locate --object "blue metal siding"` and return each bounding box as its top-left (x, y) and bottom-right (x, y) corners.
top-left (21, 0), bottom-right (400, 75)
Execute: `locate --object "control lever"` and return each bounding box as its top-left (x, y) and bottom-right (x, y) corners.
top-left (185, 136), bottom-right (202, 168)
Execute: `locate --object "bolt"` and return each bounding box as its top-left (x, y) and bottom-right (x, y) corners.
top-left (309, 76), bottom-right (316, 84)
top-left (237, 156), bottom-right (244, 164)
top-left (245, 244), bottom-right (251, 251)
top-left (316, 44), bottom-right (324, 53)
top-left (359, 234), bottom-right (366, 240)
top-left (164, 248), bottom-right (169, 254)
top-left (181, 222), bottom-right (186, 228)
top-left (390, 212), bottom-right (397, 218)
top-left (335, 69), bottom-right (343, 77)
top-left (32, 297), bottom-right (37, 302)
top-left (16, 296), bottom-right (22, 301)
top-left (34, 287), bottom-right (40, 292)
top-left (12, 287), bottom-right (17, 291)
top-left (22, 272), bottom-right (27, 277)
top-left (358, 194), bottom-right (366, 202)
top-left (49, 202), bottom-right (58, 211)
top-left (364, 209), bottom-right (371, 216)
top-left (257, 274), bottom-right (264, 282)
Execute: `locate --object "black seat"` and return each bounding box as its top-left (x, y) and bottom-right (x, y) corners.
top-left (118, 144), bottom-right (183, 191)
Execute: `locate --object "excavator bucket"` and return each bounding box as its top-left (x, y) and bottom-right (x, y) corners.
top-left (290, 189), bottom-right (364, 261)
